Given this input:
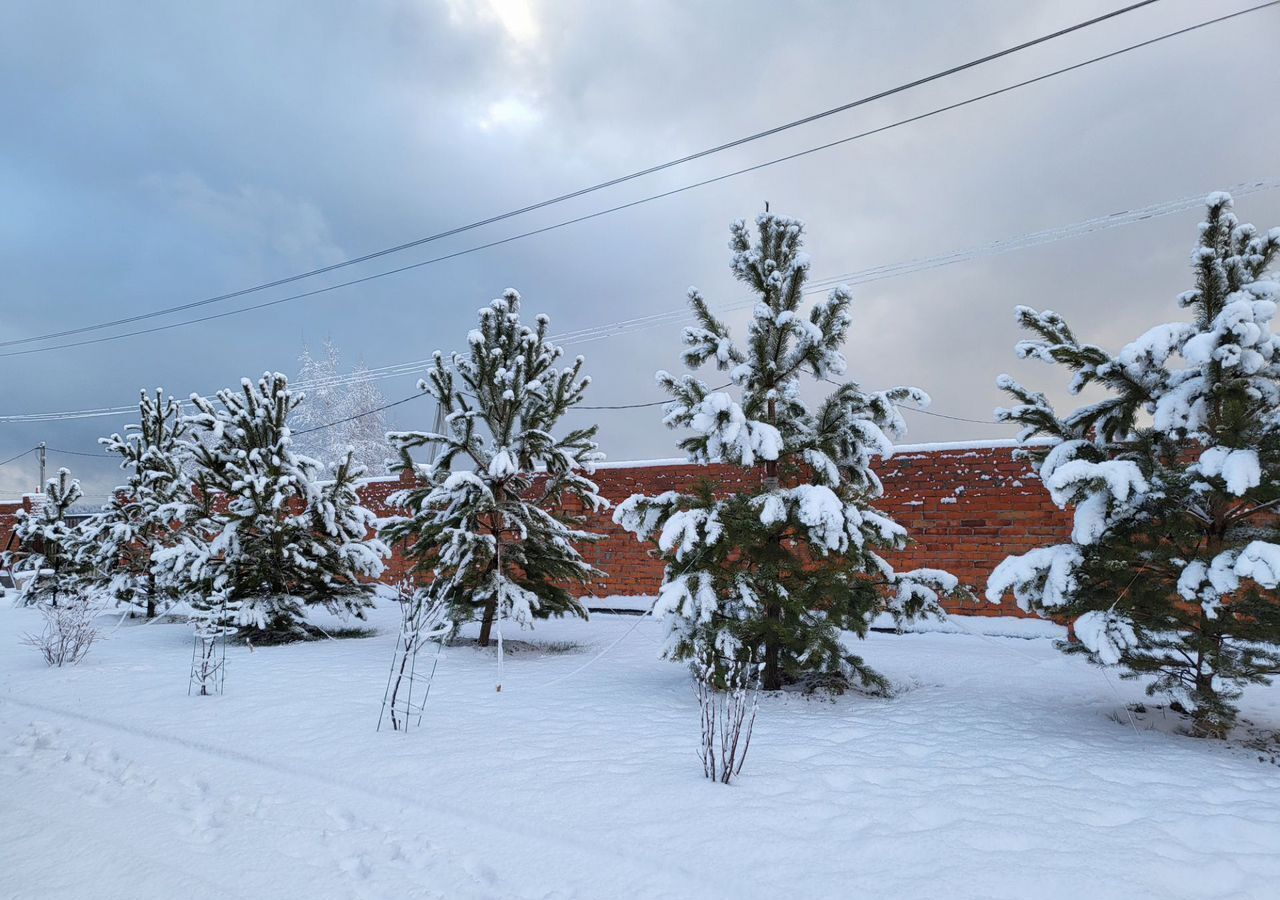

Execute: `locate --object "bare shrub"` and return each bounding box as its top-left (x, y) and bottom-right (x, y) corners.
top-left (23, 599), bottom-right (99, 666)
top-left (693, 637), bottom-right (761, 784)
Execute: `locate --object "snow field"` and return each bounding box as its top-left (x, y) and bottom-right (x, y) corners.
top-left (2, 600), bottom-right (1279, 899)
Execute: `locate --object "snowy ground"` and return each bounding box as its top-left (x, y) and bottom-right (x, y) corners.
top-left (2, 600), bottom-right (1279, 900)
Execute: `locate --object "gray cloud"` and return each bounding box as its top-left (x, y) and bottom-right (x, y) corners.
top-left (2, 0), bottom-right (1279, 499)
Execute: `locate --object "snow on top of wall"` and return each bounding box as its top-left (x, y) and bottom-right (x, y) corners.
top-left (376, 439), bottom-right (1054, 480)
top-left (592, 457), bottom-right (694, 471)
top-left (889, 437), bottom-right (1052, 454)
top-left (356, 474), bottom-right (402, 485)
top-left (596, 438), bottom-right (1053, 471)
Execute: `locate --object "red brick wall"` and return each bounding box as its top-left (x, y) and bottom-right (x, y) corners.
top-left (875, 444), bottom-right (1070, 616)
top-left (357, 475), bottom-right (417, 586)
top-left (0, 500), bottom-right (22, 555)
top-left (354, 442), bottom-right (1071, 616)
top-left (1, 443), bottom-right (1071, 615)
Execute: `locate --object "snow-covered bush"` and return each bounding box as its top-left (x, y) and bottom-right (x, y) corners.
top-left (22, 596), bottom-right (100, 667)
top-left (615, 212), bottom-right (961, 693)
top-left (382, 289), bottom-right (605, 647)
top-left (154, 373), bottom-right (388, 642)
top-left (77, 390), bottom-right (195, 618)
top-left (6, 468), bottom-right (89, 609)
top-left (988, 193), bottom-right (1280, 738)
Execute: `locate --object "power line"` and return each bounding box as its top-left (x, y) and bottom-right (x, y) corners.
top-left (577, 398), bottom-right (672, 411)
top-left (292, 392), bottom-right (428, 436)
top-left (558, 176), bottom-right (1280, 348)
top-left (898, 407), bottom-right (1008, 426)
top-left (6, 399), bottom-right (1009, 468)
top-left (0, 447), bottom-right (35, 468)
top-left (577, 382), bottom-right (733, 410)
top-left (44, 446), bottom-right (109, 458)
top-left (15, 361), bottom-right (1011, 464)
top-left (578, 394), bottom-right (1009, 424)
top-left (822, 378), bottom-right (1006, 426)
top-left (269, 174), bottom-right (1280, 360)
top-left (0, 1), bottom-right (1166, 353)
top-left (21, 394), bottom-right (431, 466)
top-left (5, 3), bottom-right (1262, 361)
top-left (14, 383), bottom-right (1010, 465)
top-left (3, 169), bottom-right (1277, 427)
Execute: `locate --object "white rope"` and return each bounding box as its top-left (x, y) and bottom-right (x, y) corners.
top-left (518, 610), bottom-right (654, 692)
top-left (104, 600), bottom-right (181, 637)
top-left (481, 610), bottom-right (654, 698)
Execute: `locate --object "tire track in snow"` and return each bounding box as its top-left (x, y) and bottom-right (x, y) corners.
top-left (4, 720), bottom-right (482, 899)
top-left (0, 693), bottom-right (745, 898)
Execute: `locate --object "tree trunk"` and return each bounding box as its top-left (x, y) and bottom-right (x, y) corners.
top-left (1189, 606), bottom-right (1229, 739)
top-left (761, 395), bottom-right (782, 691)
top-left (477, 596), bottom-right (498, 646)
top-left (146, 573), bottom-right (157, 619)
top-left (762, 617), bottom-right (781, 691)
top-left (477, 511), bottom-right (504, 647)
top-left (1190, 674), bottom-right (1229, 740)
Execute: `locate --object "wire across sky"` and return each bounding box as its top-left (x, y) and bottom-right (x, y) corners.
top-left (1, 175), bottom-right (1274, 427)
top-left (5, 2), bottom-right (1277, 362)
top-left (0, 0), bottom-right (1170, 355)
top-left (2, 0), bottom-right (1278, 470)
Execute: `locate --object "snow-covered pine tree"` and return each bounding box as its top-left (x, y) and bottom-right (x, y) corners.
top-left (154, 373), bottom-right (387, 641)
top-left (293, 339), bottom-right (389, 474)
top-left (8, 468), bottom-right (88, 608)
top-left (987, 193), bottom-right (1280, 738)
top-left (77, 389), bottom-right (194, 618)
top-left (303, 447), bottom-right (389, 607)
top-left (614, 212), bottom-right (960, 692)
top-left (383, 289), bottom-right (605, 646)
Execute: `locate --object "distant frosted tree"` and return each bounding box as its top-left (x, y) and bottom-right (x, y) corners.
top-left (382, 289), bottom-right (605, 647)
top-left (615, 212), bottom-right (960, 693)
top-left (293, 340), bottom-right (339, 436)
top-left (78, 390), bottom-right (194, 618)
top-left (988, 193), bottom-right (1280, 738)
top-left (154, 373), bottom-right (388, 642)
top-left (7, 468), bottom-right (88, 608)
top-left (340, 359), bottom-right (394, 474)
top-left (293, 339), bottom-right (389, 474)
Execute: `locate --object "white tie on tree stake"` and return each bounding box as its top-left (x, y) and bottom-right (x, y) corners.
top-left (495, 613), bottom-right (504, 693)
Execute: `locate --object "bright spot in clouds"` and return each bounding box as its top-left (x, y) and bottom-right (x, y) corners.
top-left (476, 96), bottom-right (541, 131)
top-left (446, 0), bottom-right (540, 46)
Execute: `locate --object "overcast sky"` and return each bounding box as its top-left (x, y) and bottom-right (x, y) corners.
top-left (2, 0), bottom-right (1279, 501)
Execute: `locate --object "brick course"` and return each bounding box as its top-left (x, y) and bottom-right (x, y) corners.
top-left (0, 442), bottom-right (1070, 615)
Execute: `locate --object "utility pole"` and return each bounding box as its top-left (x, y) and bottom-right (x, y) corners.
top-left (36, 442), bottom-right (46, 491)
top-left (425, 400), bottom-right (446, 466)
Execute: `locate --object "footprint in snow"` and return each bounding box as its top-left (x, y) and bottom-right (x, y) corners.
top-left (339, 854), bottom-right (373, 880)
top-left (462, 857), bottom-right (502, 887)
top-left (10, 722), bottom-right (60, 756)
top-left (327, 805), bottom-right (358, 831)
